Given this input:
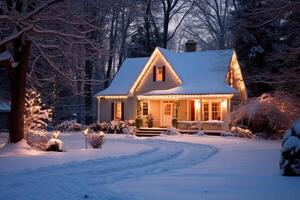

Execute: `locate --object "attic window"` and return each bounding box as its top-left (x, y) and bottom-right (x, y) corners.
top-left (153, 66), bottom-right (165, 82)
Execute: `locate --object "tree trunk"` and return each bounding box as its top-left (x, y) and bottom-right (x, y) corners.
top-left (9, 40), bottom-right (31, 143)
top-left (84, 60), bottom-right (93, 124)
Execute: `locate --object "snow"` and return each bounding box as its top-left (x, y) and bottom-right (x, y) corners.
top-left (46, 138), bottom-right (65, 151)
top-left (0, 134), bottom-right (299, 199)
top-left (96, 47), bottom-right (236, 96)
top-left (0, 134), bottom-right (151, 172)
top-left (0, 50), bottom-right (12, 61)
top-left (146, 48), bottom-right (236, 95)
top-left (95, 57), bottom-right (148, 96)
top-left (282, 136), bottom-right (299, 152)
top-left (0, 102), bottom-right (10, 112)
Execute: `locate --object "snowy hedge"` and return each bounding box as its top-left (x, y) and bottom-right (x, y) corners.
top-left (280, 120), bottom-right (300, 176)
top-left (89, 120), bottom-right (135, 134)
top-left (56, 120), bottom-right (82, 132)
top-left (230, 92), bottom-right (300, 137)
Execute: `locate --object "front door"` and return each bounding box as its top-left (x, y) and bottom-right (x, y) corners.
top-left (162, 102), bottom-right (173, 127)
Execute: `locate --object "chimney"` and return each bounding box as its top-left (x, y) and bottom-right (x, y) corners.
top-left (185, 40), bottom-right (197, 52)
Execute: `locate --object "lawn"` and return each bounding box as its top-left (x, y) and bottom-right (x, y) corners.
top-left (0, 134), bottom-right (299, 200)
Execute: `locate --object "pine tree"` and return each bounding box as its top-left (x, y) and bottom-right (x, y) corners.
top-left (24, 89), bottom-right (53, 132)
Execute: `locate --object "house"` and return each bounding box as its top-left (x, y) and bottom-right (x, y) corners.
top-left (96, 44), bottom-right (247, 131)
top-left (0, 102), bottom-right (10, 131)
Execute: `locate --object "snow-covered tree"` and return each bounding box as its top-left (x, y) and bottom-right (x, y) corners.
top-left (24, 89), bottom-right (53, 132)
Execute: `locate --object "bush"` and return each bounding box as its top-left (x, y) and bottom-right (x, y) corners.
top-left (135, 117), bottom-right (142, 129)
top-left (88, 132), bottom-right (105, 148)
top-left (122, 126), bottom-right (135, 135)
top-left (163, 127), bottom-right (180, 135)
top-left (56, 120), bottom-right (82, 132)
top-left (46, 138), bottom-right (64, 152)
top-left (231, 92), bottom-right (300, 137)
top-left (90, 120), bottom-right (135, 134)
top-left (229, 126), bottom-right (254, 138)
top-left (280, 120), bottom-right (300, 176)
top-left (26, 131), bottom-right (52, 150)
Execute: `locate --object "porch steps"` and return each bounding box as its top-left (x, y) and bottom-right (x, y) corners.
top-left (135, 127), bottom-right (166, 137)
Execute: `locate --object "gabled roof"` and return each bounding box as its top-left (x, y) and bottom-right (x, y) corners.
top-left (144, 48), bottom-right (236, 95)
top-left (96, 57), bottom-right (148, 96)
top-left (96, 47), bottom-right (236, 97)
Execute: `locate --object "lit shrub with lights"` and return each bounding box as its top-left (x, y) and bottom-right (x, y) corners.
top-left (230, 92), bottom-right (300, 138)
top-left (26, 130), bottom-right (52, 150)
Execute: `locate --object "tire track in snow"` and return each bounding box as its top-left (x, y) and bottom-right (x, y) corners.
top-left (0, 138), bottom-right (216, 200)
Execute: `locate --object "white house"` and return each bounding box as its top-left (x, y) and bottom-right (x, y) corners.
top-left (96, 46), bottom-right (247, 130)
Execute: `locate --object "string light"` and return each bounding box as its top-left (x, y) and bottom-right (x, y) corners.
top-left (137, 94), bottom-right (233, 100)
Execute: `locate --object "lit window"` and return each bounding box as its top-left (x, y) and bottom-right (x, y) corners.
top-left (164, 104), bottom-right (172, 115)
top-left (115, 102), bottom-right (122, 120)
top-left (142, 102), bottom-right (148, 116)
top-left (211, 102), bottom-right (221, 120)
top-left (156, 67), bottom-right (163, 81)
top-left (202, 102), bottom-right (209, 121)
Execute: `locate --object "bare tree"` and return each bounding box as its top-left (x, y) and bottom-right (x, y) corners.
top-left (184, 0), bottom-right (234, 50)
top-left (0, 0), bottom-right (102, 142)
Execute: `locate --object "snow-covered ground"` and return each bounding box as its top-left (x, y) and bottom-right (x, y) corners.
top-left (0, 134), bottom-right (299, 200)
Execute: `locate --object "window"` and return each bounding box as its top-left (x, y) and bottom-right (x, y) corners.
top-left (202, 102), bottom-right (209, 121)
top-left (211, 102), bottom-right (221, 120)
top-left (153, 66), bottom-right (165, 82)
top-left (164, 104), bottom-right (172, 115)
top-left (156, 67), bottom-right (163, 81)
top-left (115, 102), bottom-right (122, 120)
top-left (142, 102), bottom-right (148, 116)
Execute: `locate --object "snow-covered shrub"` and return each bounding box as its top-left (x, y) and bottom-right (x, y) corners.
top-left (201, 120), bottom-right (224, 130)
top-left (230, 126), bottom-right (254, 138)
top-left (88, 132), bottom-right (105, 148)
top-left (90, 120), bottom-right (135, 134)
top-left (221, 131), bottom-right (235, 137)
top-left (122, 126), bottom-right (135, 135)
top-left (56, 120), bottom-right (82, 132)
top-left (163, 127), bottom-right (180, 135)
top-left (231, 92), bottom-right (300, 137)
top-left (24, 89), bottom-right (53, 132)
top-left (46, 138), bottom-right (64, 152)
top-left (196, 130), bottom-right (205, 136)
top-left (107, 120), bottom-right (135, 133)
top-left (26, 130), bottom-right (52, 150)
top-left (280, 120), bottom-right (300, 176)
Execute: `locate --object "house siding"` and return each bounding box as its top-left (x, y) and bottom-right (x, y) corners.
top-left (135, 54), bottom-right (180, 95)
top-left (98, 97), bottom-right (137, 122)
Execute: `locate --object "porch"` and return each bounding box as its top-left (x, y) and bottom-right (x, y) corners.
top-left (135, 121), bottom-right (226, 137)
top-left (138, 95), bottom-right (232, 130)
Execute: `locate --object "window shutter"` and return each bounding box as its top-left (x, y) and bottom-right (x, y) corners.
top-left (190, 101), bottom-right (195, 121)
top-left (111, 102), bottom-right (114, 121)
top-left (153, 66), bottom-right (156, 81)
top-left (162, 66), bottom-right (166, 81)
top-left (121, 102), bottom-right (125, 120)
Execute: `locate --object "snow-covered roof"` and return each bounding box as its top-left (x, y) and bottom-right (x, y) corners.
top-left (0, 102), bottom-right (11, 112)
top-left (96, 57), bottom-right (149, 96)
top-left (96, 48), bottom-right (236, 96)
top-left (144, 48), bottom-right (236, 95)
